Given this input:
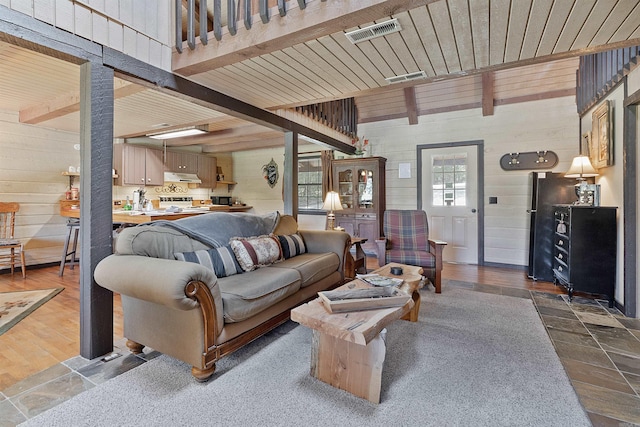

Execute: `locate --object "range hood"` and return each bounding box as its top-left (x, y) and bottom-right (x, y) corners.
top-left (163, 171), bottom-right (202, 183)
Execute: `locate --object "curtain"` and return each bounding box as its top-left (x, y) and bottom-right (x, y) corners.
top-left (321, 150), bottom-right (334, 196)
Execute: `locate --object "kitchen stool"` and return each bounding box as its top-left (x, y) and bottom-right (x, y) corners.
top-left (59, 218), bottom-right (79, 276)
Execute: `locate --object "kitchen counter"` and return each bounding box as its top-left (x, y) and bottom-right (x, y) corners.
top-left (59, 200), bottom-right (252, 224)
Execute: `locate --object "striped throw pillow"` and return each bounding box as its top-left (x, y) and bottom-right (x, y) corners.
top-left (175, 245), bottom-right (243, 278)
top-left (277, 234), bottom-right (306, 259)
top-left (230, 234), bottom-right (283, 271)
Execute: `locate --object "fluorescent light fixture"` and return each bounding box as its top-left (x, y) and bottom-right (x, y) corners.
top-left (147, 126), bottom-right (208, 139)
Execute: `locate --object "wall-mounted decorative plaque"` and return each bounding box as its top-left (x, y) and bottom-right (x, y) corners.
top-left (499, 151), bottom-right (558, 171)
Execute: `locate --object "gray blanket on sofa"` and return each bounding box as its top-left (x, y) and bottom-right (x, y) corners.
top-left (149, 211), bottom-right (279, 248)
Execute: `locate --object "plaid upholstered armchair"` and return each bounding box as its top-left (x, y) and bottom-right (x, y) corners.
top-left (375, 210), bottom-right (447, 293)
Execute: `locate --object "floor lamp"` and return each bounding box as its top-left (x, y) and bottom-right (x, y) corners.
top-left (322, 191), bottom-right (343, 230)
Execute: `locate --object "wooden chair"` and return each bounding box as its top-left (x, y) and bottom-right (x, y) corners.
top-left (0, 202), bottom-right (26, 278)
top-left (375, 210), bottom-right (446, 293)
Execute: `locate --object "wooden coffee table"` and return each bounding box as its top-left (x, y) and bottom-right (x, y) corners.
top-left (290, 263), bottom-right (423, 403)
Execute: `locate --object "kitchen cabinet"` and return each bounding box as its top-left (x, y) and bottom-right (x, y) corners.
top-left (552, 205), bottom-right (617, 307)
top-left (197, 155), bottom-right (217, 189)
top-left (113, 144), bottom-right (164, 186)
top-left (165, 150), bottom-right (199, 174)
top-left (332, 157), bottom-right (386, 254)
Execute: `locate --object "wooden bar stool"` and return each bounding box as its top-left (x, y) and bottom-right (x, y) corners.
top-left (59, 218), bottom-right (79, 276)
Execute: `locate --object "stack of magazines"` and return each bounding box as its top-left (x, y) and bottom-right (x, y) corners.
top-left (356, 274), bottom-right (403, 287)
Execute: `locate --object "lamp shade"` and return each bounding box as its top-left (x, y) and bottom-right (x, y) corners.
top-left (565, 155), bottom-right (598, 178)
top-left (322, 191), bottom-right (343, 211)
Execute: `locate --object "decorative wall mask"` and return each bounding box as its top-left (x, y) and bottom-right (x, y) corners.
top-left (262, 158), bottom-right (279, 188)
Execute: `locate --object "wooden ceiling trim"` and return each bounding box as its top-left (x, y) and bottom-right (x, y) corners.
top-left (250, 55), bottom-right (326, 99)
top-left (503, 0), bottom-right (531, 63)
top-left (535, 0), bottom-right (574, 56)
top-left (609, 5), bottom-right (640, 43)
top-left (448, 0), bottom-right (475, 71)
top-left (349, 38), bottom-right (396, 82)
top-left (572, 1), bottom-right (617, 50)
top-left (409, 7), bottom-right (448, 75)
top-left (519, 0), bottom-right (553, 60)
top-left (357, 112), bottom-right (408, 124)
top-left (469, 0), bottom-right (489, 69)
top-left (316, 35), bottom-right (379, 89)
top-left (553, 0), bottom-right (596, 53)
top-left (589, 1), bottom-right (638, 47)
top-left (280, 46), bottom-right (346, 94)
top-left (261, 50), bottom-right (337, 98)
top-left (428, 1), bottom-right (461, 73)
top-left (173, 0), bottom-right (439, 75)
top-left (494, 88), bottom-right (575, 106)
top-left (202, 137), bottom-right (286, 153)
top-left (394, 10), bottom-right (436, 76)
top-left (489, 0), bottom-right (510, 66)
top-left (236, 58), bottom-right (313, 103)
top-left (304, 38), bottom-right (371, 91)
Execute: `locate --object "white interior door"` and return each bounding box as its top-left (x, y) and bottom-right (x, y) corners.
top-left (421, 145), bottom-right (479, 264)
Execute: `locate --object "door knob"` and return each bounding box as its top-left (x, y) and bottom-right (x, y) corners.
top-left (471, 209), bottom-right (477, 213)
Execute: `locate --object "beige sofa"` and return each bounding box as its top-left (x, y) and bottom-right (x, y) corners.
top-left (95, 212), bottom-right (349, 381)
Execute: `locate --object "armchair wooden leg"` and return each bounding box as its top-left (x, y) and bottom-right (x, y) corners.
top-left (434, 270), bottom-right (442, 294)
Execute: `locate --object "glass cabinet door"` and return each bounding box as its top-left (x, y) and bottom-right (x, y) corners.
top-left (337, 168), bottom-right (354, 210)
top-left (357, 168), bottom-right (374, 210)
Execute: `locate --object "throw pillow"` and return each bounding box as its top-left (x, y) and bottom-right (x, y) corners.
top-left (174, 245), bottom-right (243, 278)
top-left (230, 234), bottom-right (283, 271)
top-left (277, 234), bottom-right (306, 259)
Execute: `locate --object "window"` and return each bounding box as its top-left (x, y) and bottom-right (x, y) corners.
top-left (432, 153), bottom-right (467, 206)
top-left (298, 156), bottom-right (323, 211)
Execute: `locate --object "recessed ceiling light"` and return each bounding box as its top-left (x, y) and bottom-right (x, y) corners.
top-left (345, 18), bottom-right (402, 44)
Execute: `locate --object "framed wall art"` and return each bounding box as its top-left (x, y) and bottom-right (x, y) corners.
top-left (591, 100), bottom-right (612, 169)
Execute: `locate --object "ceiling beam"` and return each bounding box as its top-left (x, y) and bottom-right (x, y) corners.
top-left (202, 136), bottom-right (287, 153)
top-left (104, 46), bottom-right (355, 154)
top-left (20, 80), bottom-right (144, 124)
top-left (172, 0), bottom-right (439, 75)
top-left (481, 72), bottom-right (494, 117)
top-left (404, 86), bottom-right (418, 125)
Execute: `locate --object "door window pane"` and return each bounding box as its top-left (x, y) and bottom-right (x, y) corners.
top-left (298, 157), bottom-right (323, 210)
top-left (432, 153), bottom-right (467, 206)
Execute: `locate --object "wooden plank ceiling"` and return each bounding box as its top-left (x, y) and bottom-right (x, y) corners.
top-left (1, 0), bottom-right (639, 153)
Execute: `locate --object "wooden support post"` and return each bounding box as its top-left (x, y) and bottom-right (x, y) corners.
top-left (283, 132), bottom-right (298, 217)
top-left (482, 71), bottom-right (494, 116)
top-left (79, 61), bottom-right (115, 359)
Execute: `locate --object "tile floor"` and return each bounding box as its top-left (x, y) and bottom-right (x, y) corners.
top-left (2, 280), bottom-right (640, 426)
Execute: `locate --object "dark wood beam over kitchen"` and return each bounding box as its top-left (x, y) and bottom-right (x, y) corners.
top-left (104, 47), bottom-right (355, 154)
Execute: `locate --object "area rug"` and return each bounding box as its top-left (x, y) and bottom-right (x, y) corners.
top-left (22, 288), bottom-right (591, 426)
top-left (0, 288), bottom-right (63, 336)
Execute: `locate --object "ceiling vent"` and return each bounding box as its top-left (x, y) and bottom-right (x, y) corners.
top-left (345, 18), bottom-right (402, 44)
top-left (385, 71), bottom-right (428, 84)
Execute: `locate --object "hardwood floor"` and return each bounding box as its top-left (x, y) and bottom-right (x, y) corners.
top-left (3, 261), bottom-right (640, 426)
top-left (0, 266), bottom-right (123, 390)
top-left (0, 261), bottom-right (547, 391)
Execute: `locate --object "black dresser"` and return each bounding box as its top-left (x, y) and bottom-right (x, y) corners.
top-left (552, 205), bottom-right (617, 307)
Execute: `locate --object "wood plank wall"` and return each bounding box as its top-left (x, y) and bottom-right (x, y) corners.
top-left (1, 0), bottom-right (173, 70)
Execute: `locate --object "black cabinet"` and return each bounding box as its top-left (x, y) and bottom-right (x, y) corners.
top-left (552, 205), bottom-right (617, 307)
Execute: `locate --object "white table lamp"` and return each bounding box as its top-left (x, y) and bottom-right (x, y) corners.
top-left (322, 191), bottom-right (343, 230)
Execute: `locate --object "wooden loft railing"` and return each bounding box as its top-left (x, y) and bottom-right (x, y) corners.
top-left (577, 46), bottom-right (640, 115)
top-left (295, 98), bottom-right (358, 138)
top-left (175, 0), bottom-right (316, 52)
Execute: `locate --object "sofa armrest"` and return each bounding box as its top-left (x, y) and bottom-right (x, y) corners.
top-left (298, 229), bottom-right (350, 274)
top-left (375, 238), bottom-right (387, 267)
top-left (95, 254), bottom-right (222, 314)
